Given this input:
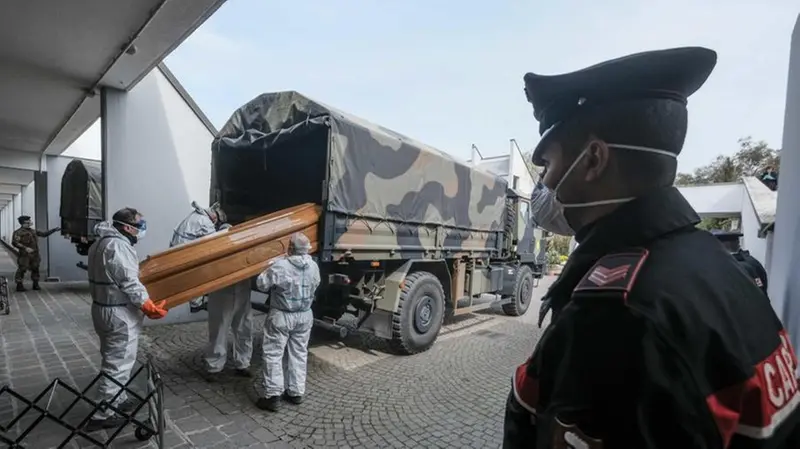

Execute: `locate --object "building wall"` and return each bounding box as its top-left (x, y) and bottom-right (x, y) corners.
top-left (508, 145), bottom-right (535, 195)
top-left (102, 66), bottom-right (216, 325)
top-left (739, 191), bottom-right (767, 266)
top-left (468, 147), bottom-right (534, 197)
top-left (676, 183), bottom-right (744, 217)
top-left (768, 15), bottom-right (800, 365)
top-left (765, 231), bottom-right (775, 276)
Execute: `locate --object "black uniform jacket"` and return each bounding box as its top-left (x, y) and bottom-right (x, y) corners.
top-left (503, 187), bottom-right (800, 449)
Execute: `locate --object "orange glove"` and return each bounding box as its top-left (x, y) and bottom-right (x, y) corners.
top-left (142, 299), bottom-right (168, 319)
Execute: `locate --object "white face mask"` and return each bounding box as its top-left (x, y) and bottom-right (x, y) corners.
top-left (529, 143), bottom-right (677, 236)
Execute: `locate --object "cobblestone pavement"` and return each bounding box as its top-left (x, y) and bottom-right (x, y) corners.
top-left (0, 247), bottom-right (553, 448)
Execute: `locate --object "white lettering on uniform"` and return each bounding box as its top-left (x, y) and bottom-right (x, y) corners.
top-left (764, 336), bottom-right (799, 409)
top-left (765, 362), bottom-right (786, 408)
top-left (780, 335), bottom-right (798, 388)
top-left (737, 334), bottom-right (800, 439)
top-left (564, 431), bottom-right (589, 449)
top-left (777, 356), bottom-right (795, 401)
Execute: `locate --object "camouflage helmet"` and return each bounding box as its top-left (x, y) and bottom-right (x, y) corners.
top-left (288, 233), bottom-right (311, 255)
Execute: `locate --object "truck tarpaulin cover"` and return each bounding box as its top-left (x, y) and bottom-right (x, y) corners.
top-left (212, 91), bottom-right (507, 232)
top-left (60, 159), bottom-right (102, 236)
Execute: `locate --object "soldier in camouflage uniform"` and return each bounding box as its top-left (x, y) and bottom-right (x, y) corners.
top-left (12, 215), bottom-right (60, 291)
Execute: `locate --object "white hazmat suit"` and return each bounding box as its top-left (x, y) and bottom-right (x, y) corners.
top-left (256, 234), bottom-right (320, 406)
top-left (87, 221), bottom-right (151, 422)
top-left (170, 202), bottom-right (219, 311)
top-left (205, 279), bottom-right (254, 374)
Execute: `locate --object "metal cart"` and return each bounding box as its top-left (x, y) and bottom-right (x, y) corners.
top-left (0, 276), bottom-right (9, 315)
top-left (0, 358), bottom-right (165, 448)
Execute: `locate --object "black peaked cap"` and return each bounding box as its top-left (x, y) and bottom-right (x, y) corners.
top-left (524, 47), bottom-right (717, 165)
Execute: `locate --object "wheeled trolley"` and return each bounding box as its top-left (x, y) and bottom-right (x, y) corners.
top-left (0, 276), bottom-right (9, 315)
top-left (0, 358), bottom-right (165, 448)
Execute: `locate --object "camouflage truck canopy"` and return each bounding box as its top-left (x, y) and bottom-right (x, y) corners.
top-left (60, 159), bottom-right (103, 237)
top-left (212, 91), bottom-right (507, 232)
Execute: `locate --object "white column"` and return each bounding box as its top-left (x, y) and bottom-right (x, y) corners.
top-left (12, 193), bottom-right (21, 231)
top-left (21, 180), bottom-right (35, 225)
top-left (101, 67), bottom-right (216, 326)
top-left (768, 14), bottom-right (800, 365)
top-left (1, 208), bottom-right (6, 243)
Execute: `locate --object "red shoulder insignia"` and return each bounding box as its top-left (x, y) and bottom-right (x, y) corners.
top-left (573, 248), bottom-right (649, 302)
top-left (512, 357), bottom-right (539, 415)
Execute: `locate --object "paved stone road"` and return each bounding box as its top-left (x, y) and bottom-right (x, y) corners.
top-left (0, 247), bottom-right (552, 448)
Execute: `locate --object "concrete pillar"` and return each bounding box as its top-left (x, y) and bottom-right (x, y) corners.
top-left (2, 207), bottom-right (9, 243)
top-left (100, 67), bottom-right (216, 326)
top-left (5, 207), bottom-right (12, 243)
top-left (0, 207), bottom-right (6, 243)
top-left (769, 14), bottom-right (800, 366)
top-left (12, 193), bottom-right (21, 230)
top-left (21, 180), bottom-right (35, 224)
top-left (34, 172), bottom-right (49, 277)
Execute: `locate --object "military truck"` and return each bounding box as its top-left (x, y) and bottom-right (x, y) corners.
top-left (211, 91), bottom-right (544, 354)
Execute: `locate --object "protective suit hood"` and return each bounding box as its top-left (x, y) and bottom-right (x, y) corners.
top-left (287, 254), bottom-right (312, 269)
top-left (170, 208), bottom-right (217, 248)
top-left (191, 200), bottom-right (205, 214)
top-left (94, 221), bottom-right (127, 239)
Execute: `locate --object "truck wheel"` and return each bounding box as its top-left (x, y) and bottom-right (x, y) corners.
top-left (391, 271), bottom-right (445, 355)
top-left (502, 265), bottom-right (534, 317)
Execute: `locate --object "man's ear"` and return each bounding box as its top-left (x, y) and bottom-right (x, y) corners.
top-left (583, 139), bottom-right (611, 182)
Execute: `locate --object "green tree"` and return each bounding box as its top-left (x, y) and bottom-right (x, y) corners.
top-left (550, 235), bottom-right (572, 256)
top-left (675, 137), bottom-right (780, 186)
top-left (675, 137), bottom-right (780, 230)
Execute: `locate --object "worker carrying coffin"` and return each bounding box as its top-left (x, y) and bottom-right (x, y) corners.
top-left (170, 201), bottom-right (230, 313)
top-left (503, 47), bottom-right (800, 448)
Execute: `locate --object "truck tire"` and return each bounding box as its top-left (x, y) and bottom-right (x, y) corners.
top-left (502, 265), bottom-right (534, 317)
top-left (391, 271), bottom-right (445, 355)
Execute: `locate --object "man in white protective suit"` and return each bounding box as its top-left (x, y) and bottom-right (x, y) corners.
top-left (204, 278), bottom-right (254, 380)
top-left (255, 233), bottom-right (320, 412)
top-left (85, 207), bottom-right (169, 431)
top-left (170, 201), bottom-right (229, 313)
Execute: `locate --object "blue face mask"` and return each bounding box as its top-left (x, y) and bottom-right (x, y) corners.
top-left (114, 219), bottom-right (147, 240)
top-left (134, 220), bottom-right (147, 240)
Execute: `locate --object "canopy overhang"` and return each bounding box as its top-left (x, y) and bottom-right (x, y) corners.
top-left (0, 0), bottom-right (226, 159)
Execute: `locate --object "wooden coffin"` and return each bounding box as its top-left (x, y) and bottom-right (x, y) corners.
top-left (139, 203), bottom-right (321, 310)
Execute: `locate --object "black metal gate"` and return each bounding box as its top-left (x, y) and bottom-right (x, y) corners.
top-left (0, 359), bottom-right (165, 448)
top-left (0, 276), bottom-right (9, 315)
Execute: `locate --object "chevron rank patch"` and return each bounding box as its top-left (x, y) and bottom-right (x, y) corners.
top-left (573, 248), bottom-right (650, 300)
